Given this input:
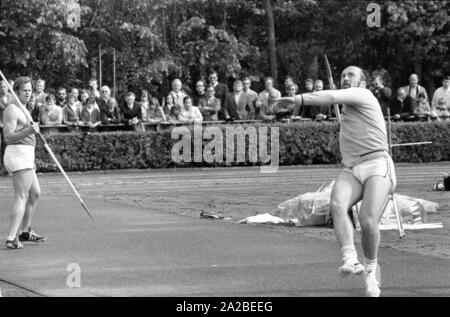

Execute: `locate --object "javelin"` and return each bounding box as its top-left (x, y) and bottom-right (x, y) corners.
top-left (0, 70), bottom-right (94, 221)
top-left (391, 141), bottom-right (432, 147)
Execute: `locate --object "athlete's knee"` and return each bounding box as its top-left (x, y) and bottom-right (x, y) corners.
top-left (330, 196), bottom-right (348, 215)
top-left (28, 187), bottom-right (41, 203)
top-left (359, 214), bottom-right (379, 233)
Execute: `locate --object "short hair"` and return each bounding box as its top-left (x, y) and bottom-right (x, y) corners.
top-left (264, 76), bottom-right (274, 84)
top-left (286, 83), bottom-right (298, 91)
top-left (36, 78), bottom-right (45, 85)
top-left (45, 94), bottom-right (56, 103)
top-left (183, 96), bottom-right (192, 104)
top-left (13, 76), bottom-right (33, 92)
top-left (397, 88), bottom-right (405, 95)
top-left (67, 92), bottom-right (76, 100)
top-left (208, 68), bottom-right (218, 76)
top-left (125, 91), bottom-right (135, 98)
top-left (417, 92), bottom-right (426, 99)
top-left (141, 89), bottom-right (149, 97)
top-left (314, 79), bottom-right (323, 85)
top-left (86, 97), bottom-right (96, 105)
top-left (107, 97), bottom-right (117, 107)
top-left (150, 97), bottom-right (160, 107)
top-left (172, 78), bottom-right (182, 86)
top-left (443, 75), bottom-right (450, 81)
top-left (242, 76), bottom-right (251, 83)
top-left (58, 87), bottom-right (67, 93)
top-left (305, 78), bottom-right (314, 84)
top-left (89, 78), bottom-right (98, 84)
top-left (233, 80), bottom-right (243, 85)
top-left (100, 85), bottom-right (110, 92)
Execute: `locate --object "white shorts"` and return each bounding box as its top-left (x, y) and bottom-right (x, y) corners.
top-left (3, 144), bottom-right (35, 174)
top-left (343, 154), bottom-right (397, 190)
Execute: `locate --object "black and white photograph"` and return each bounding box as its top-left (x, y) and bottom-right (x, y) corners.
top-left (0, 0), bottom-right (449, 302)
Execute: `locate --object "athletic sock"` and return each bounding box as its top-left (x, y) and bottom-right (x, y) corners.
top-left (364, 257), bottom-right (378, 273)
top-left (341, 245), bottom-right (358, 264)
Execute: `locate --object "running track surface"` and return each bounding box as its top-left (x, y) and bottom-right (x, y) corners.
top-left (0, 163), bottom-right (449, 297)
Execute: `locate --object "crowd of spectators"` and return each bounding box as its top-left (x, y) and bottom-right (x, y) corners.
top-left (0, 69), bottom-right (449, 134)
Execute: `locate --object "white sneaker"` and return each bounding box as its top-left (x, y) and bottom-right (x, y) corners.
top-left (364, 270), bottom-right (381, 297)
top-left (338, 261), bottom-right (365, 278)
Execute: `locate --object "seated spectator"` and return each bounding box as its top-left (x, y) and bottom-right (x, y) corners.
top-left (120, 91), bottom-right (142, 126)
top-left (279, 83), bottom-right (298, 118)
top-left (242, 77), bottom-right (258, 119)
top-left (80, 97), bottom-right (101, 128)
top-left (284, 76), bottom-right (295, 96)
top-left (303, 78), bottom-right (314, 93)
top-left (56, 87), bottom-right (67, 108)
top-left (432, 98), bottom-right (449, 121)
top-left (167, 104), bottom-right (181, 123)
top-left (198, 85), bottom-right (221, 121)
top-left (299, 78), bottom-right (314, 119)
top-left (40, 94), bottom-right (63, 125)
top-left (34, 78), bottom-right (48, 109)
top-left (431, 75), bottom-right (450, 113)
top-left (162, 94), bottom-right (174, 116)
top-left (26, 94), bottom-right (41, 123)
top-left (223, 80), bottom-right (252, 121)
top-left (145, 97), bottom-right (166, 123)
top-left (100, 97), bottom-right (122, 125)
top-left (193, 80), bottom-right (206, 107)
top-left (98, 86), bottom-right (111, 110)
top-left (413, 92), bottom-right (431, 120)
top-left (178, 96), bottom-right (203, 123)
top-left (258, 88), bottom-right (279, 121)
top-left (389, 88), bottom-right (414, 120)
top-left (168, 79), bottom-right (187, 108)
top-left (256, 77), bottom-right (281, 116)
top-left (63, 93), bottom-right (83, 126)
top-left (369, 75), bottom-right (392, 116)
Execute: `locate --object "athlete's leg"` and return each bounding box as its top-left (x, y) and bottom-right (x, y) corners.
top-left (20, 170), bottom-right (41, 232)
top-left (7, 169), bottom-right (34, 240)
top-left (330, 170), bottom-right (364, 276)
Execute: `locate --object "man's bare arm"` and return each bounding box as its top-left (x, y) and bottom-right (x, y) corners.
top-left (2, 105), bottom-right (38, 144)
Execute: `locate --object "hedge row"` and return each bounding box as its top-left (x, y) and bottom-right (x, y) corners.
top-left (34, 121), bottom-right (450, 172)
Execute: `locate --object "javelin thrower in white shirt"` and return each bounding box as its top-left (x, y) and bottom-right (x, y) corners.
top-left (275, 66), bottom-right (396, 297)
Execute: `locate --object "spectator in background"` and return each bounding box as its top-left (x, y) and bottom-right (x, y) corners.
top-left (0, 79), bottom-right (10, 124)
top-left (242, 77), bottom-right (258, 119)
top-left (80, 97), bottom-right (101, 128)
top-left (40, 94), bottom-right (63, 126)
top-left (223, 80), bottom-right (251, 121)
top-left (97, 86), bottom-right (111, 110)
top-left (193, 80), bottom-right (206, 107)
top-left (198, 85), bottom-right (221, 121)
top-left (63, 93), bottom-right (82, 126)
top-left (389, 88), bottom-right (413, 120)
top-left (284, 76), bottom-right (295, 95)
top-left (300, 78), bottom-right (315, 119)
top-left (431, 76), bottom-right (450, 113)
top-left (304, 79), bottom-right (331, 120)
top-left (432, 98), bottom-right (449, 121)
top-left (34, 79), bottom-right (48, 109)
top-left (413, 92), bottom-right (431, 120)
top-left (168, 79), bottom-right (187, 109)
top-left (120, 91), bottom-right (142, 126)
top-left (56, 87), bottom-right (67, 108)
top-left (179, 96), bottom-right (203, 124)
top-left (88, 78), bottom-right (100, 99)
top-left (370, 75), bottom-right (392, 116)
top-left (80, 89), bottom-right (90, 107)
top-left (26, 94), bottom-right (41, 123)
top-left (162, 94), bottom-right (174, 116)
top-left (167, 104), bottom-right (181, 123)
top-left (401, 74), bottom-right (429, 110)
top-left (140, 89), bottom-right (150, 122)
top-left (145, 97), bottom-right (166, 123)
top-left (256, 77), bottom-right (281, 117)
top-left (258, 88), bottom-right (278, 121)
top-left (71, 88), bottom-right (80, 102)
top-left (100, 97), bottom-right (122, 125)
top-left (304, 78), bottom-right (314, 93)
top-left (282, 83), bottom-right (299, 118)
top-left (207, 69), bottom-right (229, 119)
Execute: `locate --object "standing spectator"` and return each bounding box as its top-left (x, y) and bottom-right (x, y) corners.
top-left (63, 93), bottom-right (82, 126)
top-left (280, 83), bottom-right (298, 118)
top-left (431, 76), bottom-right (450, 113)
top-left (120, 92), bottom-right (142, 126)
top-left (223, 80), bottom-right (251, 120)
top-left (162, 94), bottom-right (174, 116)
top-left (179, 96), bottom-right (203, 124)
top-left (26, 94), bottom-right (41, 123)
top-left (71, 88), bottom-right (80, 101)
top-left (80, 97), bottom-right (101, 128)
top-left (401, 74), bottom-right (429, 108)
top-left (198, 85), bottom-right (221, 121)
top-left (34, 79), bottom-right (48, 109)
top-left (258, 88), bottom-right (278, 121)
top-left (88, 78), bottom-right (100, 99)
top-left (40, 94), bottom-right (63, 126)
top-left (370, 75), bottom-right (392, 116)
top-left (242, 77), bottom-right (258, 119)
top-left (80, 89), bottom-right (90, 107)
top-left (97, 86), bottom-right (111, 111)
top-left (192, 80), bottom-right (206, 107)
top-left (145, 97), bottom-right (166, 123)
top-left (304, 78), bottom-right (314, 93)
top-left (284, 76), bottom-right (295, 96)
top-left (207, 69), bottom-right (229, 119)
top-left (256, 77), bottom-right (281, 118)
top-left (139, 90), bottom-right (151, 122)
top-left (168, 79), bottom-right (187, 108)
top-left (100, 97), bottom-right (122, 125)
top-left (56, 87), bottom-right (67, 108)
top-left (0, 79), bottom-right (10, 124)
